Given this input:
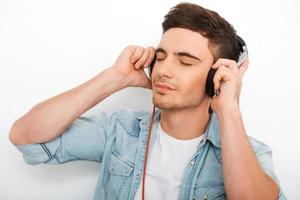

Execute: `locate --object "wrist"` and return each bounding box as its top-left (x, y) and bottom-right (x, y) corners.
top-left (215, 102), bottom-right (240, 117)
top-left (97, 67), bottom-right (128, 91)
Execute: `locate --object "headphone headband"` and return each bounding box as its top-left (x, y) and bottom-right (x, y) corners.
top-left (236, 35), bottom-right (248, 67)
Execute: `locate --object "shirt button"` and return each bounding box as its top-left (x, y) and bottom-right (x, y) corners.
top-left (142, 140), bottom-right (147, 145)
top-left (190, 160), bottom-right (195, 165)
top-left (136, 175), bottom-right (140, 180)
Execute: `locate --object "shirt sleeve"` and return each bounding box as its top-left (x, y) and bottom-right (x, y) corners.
top-left (13, 111), bottom-right (113, 165)
top-left (256, 147), bottom-right (287, 200)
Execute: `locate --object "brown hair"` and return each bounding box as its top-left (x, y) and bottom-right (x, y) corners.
top-left (162, 2), bottom-right (241, 62)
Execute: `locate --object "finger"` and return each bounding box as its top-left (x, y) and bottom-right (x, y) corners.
top-left (213, 66), bottom-right (234, 94)
top-left (144, 47), bottom-right (156, 68)
top-left (135, 48), bottom-right (150, 69)
top-left (212, 58), bottom-right (238, 73)
top-left (238, 59), bottom-right (249, 78)
top-left (130, 46), bottom-right (145, 64)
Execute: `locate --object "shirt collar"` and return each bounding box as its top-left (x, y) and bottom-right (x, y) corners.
top-left (138, 108), bottom-right (221, 149)
top-left (205, 112), bottom-right (221, 149)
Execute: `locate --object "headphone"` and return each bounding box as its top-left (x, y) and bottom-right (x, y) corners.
top-left (142, 35), bottom-right (248, 200)
top-left (147, 35), bottom-right (248, 97)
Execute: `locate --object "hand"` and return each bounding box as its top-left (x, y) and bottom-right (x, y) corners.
top-left (111, 45), bottom-right (156, 89)
top-left (210, 58), bottom-right (249, 113)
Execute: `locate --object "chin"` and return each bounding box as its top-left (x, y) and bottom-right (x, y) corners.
top-left (152, 95), bottom-right (186, 111)
top-left (152, 95), bottom-right (174, 110)
top-left (152, 92), bottom-right (207, 111)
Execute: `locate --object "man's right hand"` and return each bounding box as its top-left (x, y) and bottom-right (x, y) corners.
top-left (111, 45), bottom-right (156, 89)
top-left (8, 45), bottom-right (156, 145)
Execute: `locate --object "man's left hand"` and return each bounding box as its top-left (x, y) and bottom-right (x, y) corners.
top-left (210, 58), bottom-right (249, 113)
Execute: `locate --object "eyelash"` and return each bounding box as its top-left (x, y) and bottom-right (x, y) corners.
top-left (180, 62), bottom-right (192, 66)
top-left (156, 58), bottom-right (192, 66)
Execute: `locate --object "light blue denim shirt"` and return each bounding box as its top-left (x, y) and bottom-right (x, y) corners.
top-left (14, 108), bottom-right (286, 200)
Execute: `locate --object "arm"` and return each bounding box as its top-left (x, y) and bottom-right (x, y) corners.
top-left (9, 45), bottom-right (155, 145)
top-left (9, 68), bottom-right (125, 145)
top-left (210, 59), bottom-right (280, 199)
top-left (216, 105), bottom-right (279, 200)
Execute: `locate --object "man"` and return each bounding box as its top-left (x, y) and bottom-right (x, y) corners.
top-left (9, 2), bottom-right (285, 200)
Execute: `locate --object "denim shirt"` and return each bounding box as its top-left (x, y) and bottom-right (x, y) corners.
top-left (14, 108), bottom-right (286, 200)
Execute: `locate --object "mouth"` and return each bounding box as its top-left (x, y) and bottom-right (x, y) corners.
top-left (154, 82), bottom-right (175, 93)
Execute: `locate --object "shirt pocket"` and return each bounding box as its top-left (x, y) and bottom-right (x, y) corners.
top-left (193, 186), bottom-right (226, 200)
top-left (107, 150), bottom-right (134, 198)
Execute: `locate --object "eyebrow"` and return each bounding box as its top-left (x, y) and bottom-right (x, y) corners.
top-left (156, 47), bottom-right (202, 62)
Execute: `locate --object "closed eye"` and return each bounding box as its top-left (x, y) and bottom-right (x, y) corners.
top-left (156, 58), bottom-right (192, 66)
top-left (180, 62), bottom-right (192, 66)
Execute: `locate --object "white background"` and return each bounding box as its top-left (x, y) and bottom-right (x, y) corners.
top-left (1, 0), bottom-right (299, 199)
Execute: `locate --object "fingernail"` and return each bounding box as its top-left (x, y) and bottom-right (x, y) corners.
top-left (215, 90), bottom-right (219, 96)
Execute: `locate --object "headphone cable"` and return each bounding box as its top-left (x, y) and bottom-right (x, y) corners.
top-left (142, 105), bottom-right (156, 200)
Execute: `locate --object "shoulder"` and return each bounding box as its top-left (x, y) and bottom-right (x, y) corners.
top-left (92, 108), bottom-right (151, 124)
top-left (112, 108), bottom-right (151, 123)
top-left (248, 135), bottom-right (272, 156)
top-left (106, 108), bottom-right (152, 136)
top-left (113, 108), bottom-right (150, 119)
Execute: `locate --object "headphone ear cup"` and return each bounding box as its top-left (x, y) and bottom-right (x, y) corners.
top-left (205, 36), bottom-right (247, 98)
top-left (148, 54), bottom-right (156, 78)
top-left (205, 68), bottom-right (217, 97)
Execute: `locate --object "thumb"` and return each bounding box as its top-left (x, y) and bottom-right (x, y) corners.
top-left (140, 76), bottom-right (152, 89)
top-left (144, 78), bottom-right (152, 89)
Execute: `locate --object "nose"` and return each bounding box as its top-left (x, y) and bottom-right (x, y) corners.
top-left (154, 57), bottom-right (174, 79)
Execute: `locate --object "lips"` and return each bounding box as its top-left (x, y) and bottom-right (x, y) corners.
top-left (154, 82), bottom-right (175, 90)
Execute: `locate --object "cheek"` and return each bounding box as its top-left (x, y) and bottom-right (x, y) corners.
top-left (180, 73), bottom-right (207, 94)
top-left (151, 69), bottom-right (158, 84)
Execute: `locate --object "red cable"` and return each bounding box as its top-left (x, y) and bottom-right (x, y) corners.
top-left (142, 105), bottom-right (156, 200)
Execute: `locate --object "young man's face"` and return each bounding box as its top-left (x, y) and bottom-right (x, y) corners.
top-left (151, 27), bottom-right (214, 111)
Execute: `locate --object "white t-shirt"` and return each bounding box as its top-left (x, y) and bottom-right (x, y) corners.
top-left (134, 120), bottom-right (206, 200)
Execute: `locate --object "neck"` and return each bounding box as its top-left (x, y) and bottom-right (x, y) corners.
top-left (159, 99), bottom-right (211, 140)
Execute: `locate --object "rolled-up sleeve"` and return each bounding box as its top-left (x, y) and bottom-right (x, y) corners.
top-left (256, 148), bottom-right (287, 200)
top-left (14, 112), bottom-right (111, 165)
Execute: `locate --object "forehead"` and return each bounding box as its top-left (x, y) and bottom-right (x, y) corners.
top-left (158, 28), bottom-right (212, 59)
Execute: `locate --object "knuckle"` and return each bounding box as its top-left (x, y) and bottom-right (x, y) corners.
top-left (139, 47), bottom-right (145, 53)
top-left (216, 58), bottom-right (222, 64)
top-left (219, 65), bottom-right (226, 70)
top-left (213, 72), bottom-right (219, 82)
top-left (127, 45), bottom-right (135, 49)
